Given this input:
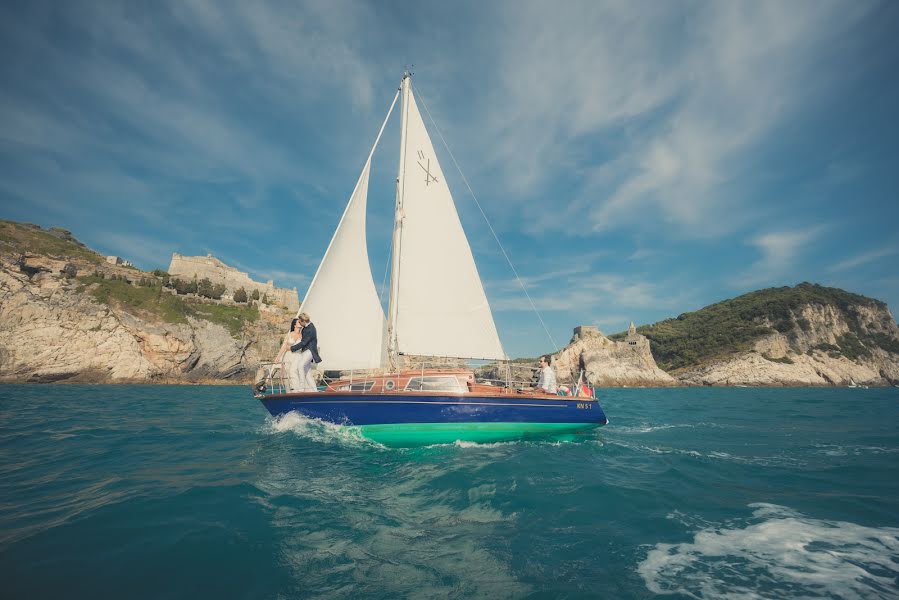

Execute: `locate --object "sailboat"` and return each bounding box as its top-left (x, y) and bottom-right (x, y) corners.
top-left (254, 72), bottom-right (608, 446)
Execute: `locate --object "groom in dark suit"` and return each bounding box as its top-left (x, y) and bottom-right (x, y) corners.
top-left (290, 313), bottom-right (322, 363)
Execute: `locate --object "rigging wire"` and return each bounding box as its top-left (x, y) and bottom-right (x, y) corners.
top-left (412, 83), bottom-right (560, 352)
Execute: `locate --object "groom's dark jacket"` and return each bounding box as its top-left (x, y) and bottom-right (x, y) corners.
top-left (290, 323), bottom-right (322, 363)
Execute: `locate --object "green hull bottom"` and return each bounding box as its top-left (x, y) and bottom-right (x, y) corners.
top-left (354, 422), bottom-right (602, 447)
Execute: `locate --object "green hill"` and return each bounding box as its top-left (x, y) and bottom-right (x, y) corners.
top-left (0, 220), bottom-right (103, 264)
top-left (610, 283), bottom-right (897, 371)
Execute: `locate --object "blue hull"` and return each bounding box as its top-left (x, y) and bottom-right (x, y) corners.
top-left (259, 393), bottom-right (608, 445)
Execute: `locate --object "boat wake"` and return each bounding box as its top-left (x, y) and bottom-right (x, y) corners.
top-left (263, 412), bottom-right (383, 449)
top-left (638, 503), bottom-right (899, 599)
top-left (615, 421), bottom-right (736, 434)
top-left (812, 442), bottom-right (899, 457)
top-left (606, 439), bottom-right (802, 467)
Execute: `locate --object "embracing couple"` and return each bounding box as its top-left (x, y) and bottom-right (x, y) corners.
top-left (274, 312), bottom-right (322, 392)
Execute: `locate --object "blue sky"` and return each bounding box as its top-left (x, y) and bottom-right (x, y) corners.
top-left (1, 0), bottom-right (898, 358)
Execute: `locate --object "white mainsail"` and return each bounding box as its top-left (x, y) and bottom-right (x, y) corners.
top-left (389, 80), bottom-right (506, 360)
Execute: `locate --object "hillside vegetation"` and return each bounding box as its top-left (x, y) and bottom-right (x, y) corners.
top-left (611, 283), bottom-right (896, 371)
top-left (0, 220), bottom-right (103, 264)
top-left (1, 221), bottom-right (264, 339)
top-left (76, 275), bottom-right (259, 337)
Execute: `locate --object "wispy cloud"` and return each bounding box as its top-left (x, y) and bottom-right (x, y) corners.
top-left (627, 248), bottom-right (658, 262)
top-left (830, 245), bottom-right (899, 272)
top-left (485, 256), bottom-right (610, 294)
top-left (469, 1), bottom-right (872, 240)
top-left (90, 232), bottom-right (174, 267)
top-left (487, 265), bottom-right (590, 294)
top-left (0, 0), bottom-right (386, 215)
top-left (207, 249), bottom-right (312, 291)
top-left (589, 314), bottom-right (634, 334)
top-left (492, 273), bottom-right (684, 313)
top-left (735, 225), bottom-right (828, 286)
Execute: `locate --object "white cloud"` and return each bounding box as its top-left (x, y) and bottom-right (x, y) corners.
top-left (589, 314), bottom-right (634, 334)
top-left (830, 245), bottom-right (899, 272)
top-left (492, 273), bottom-right (683, 313)
top-left (0, 0), bottom-right (388, 217)
top-left (485, 252), bottom-right (612, 294)
top-left (627, 248), bottom-right (658, 262)
top-left (91, 232), bottom-right (174, 267)
top-left (207, 250), bottom-right (312, 291)
top-left (469, 1), bottom-right (872, 239)
top-left (736, 225), bottom-right (827, 286)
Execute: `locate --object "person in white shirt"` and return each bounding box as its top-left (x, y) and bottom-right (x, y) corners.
top-left (536, 355), bottom-right (558, 394)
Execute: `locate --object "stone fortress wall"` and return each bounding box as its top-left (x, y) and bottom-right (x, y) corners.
top-left (167, 253), bottom-right (299, 312)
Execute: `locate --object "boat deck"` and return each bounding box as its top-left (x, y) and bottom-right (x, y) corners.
top-left (256, 367), bottom-right (596, 401)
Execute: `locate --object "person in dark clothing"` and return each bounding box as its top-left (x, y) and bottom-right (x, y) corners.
top-left (289, 312), bottom-right (322, 390)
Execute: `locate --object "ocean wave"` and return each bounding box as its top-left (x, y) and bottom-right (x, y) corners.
top-left (605, 439), bottom-right (802, 467)
top-left (812, 443), bottom-right (899, 457)
top-left (638, 503), bottom-right (899, 599)
top-left (615, 423), bottom-right (689, 434)
top-left (614, 421), bottom-right (738, 434)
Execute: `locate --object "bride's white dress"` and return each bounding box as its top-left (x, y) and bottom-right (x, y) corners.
top-left (283, 334), bottom-right (303, 392)
top-left (283, 333), bottom-right (316, 392)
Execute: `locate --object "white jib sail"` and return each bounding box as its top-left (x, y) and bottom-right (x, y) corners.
top-left (393, 86), bottom-right (506, 360)
top-left (299, 157), bottom-right (386, 371)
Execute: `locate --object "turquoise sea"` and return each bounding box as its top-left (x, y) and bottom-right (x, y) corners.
top-left (1, 385), bottom-right (897, 599)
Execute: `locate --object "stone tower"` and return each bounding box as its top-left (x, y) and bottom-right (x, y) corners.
top-left (168, 253), bottom-right (299, 311)
top-left (625, 321), bottom-right (650, 352)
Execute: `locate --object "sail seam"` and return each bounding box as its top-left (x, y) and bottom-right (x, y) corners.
top-left (412, 83), bottom-right (560, 352)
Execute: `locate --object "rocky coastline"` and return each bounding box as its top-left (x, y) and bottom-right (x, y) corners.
top-left (2, 221), bottom-right (898, 387)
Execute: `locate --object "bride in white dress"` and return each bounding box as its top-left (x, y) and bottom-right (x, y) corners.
top-left (274, 318), bottom-right (304, 392)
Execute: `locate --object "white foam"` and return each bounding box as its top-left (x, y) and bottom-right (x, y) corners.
top-left (638, 503), bottom-right (899, 599)
top-left (617, 423), bottom-right (691, 434)
top-left (813, 443), bottom-right (899, 457)
top-left (616, 422), bottom-right (734, 434)
top-left (606, 440), bottom-right (801, 467)
top-left (451, 439), bottom-right (519, 449)
top-left (263, 412), bottom-right (383, 449)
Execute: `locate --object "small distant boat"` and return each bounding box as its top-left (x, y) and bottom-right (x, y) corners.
top-left (254, 72), bottom-right (608, 446)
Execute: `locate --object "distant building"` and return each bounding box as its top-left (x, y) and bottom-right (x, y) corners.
top-left (167, 253), bottom-right (299, 311)
top-left (626, 322), bottom-right (650, 352)
top-left (572, 325), bottom-right (603, 339)
top-left (106, 256), bottom-right (132, 267)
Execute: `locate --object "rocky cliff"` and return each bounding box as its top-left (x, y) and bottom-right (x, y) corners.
top-left (552, 325), bottom-right (676, 387)
top-left (628, 283), bottom-right (899, 386)
top-left (4, 222), bottom-right (899, 387)
top-left (0, 223), bottom-right (286, 383)
top-left (675, 301), bottom-right (899, 386)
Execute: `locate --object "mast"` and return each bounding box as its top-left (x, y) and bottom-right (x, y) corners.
top-left (387, 70), bottom-right (412, 371)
